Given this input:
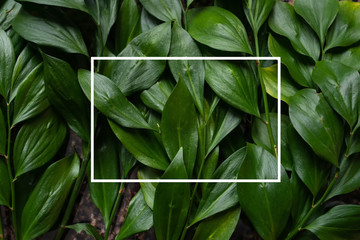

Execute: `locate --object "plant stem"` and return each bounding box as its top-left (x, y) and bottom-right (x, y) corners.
top-left (178, 0), bottom-right (187, 30)
top-left (104, 182), bottom-right (125, 240)
top-left (55, 144), bottom-right (90, 240)
top-left (5, 103), bottom-right (17, 240)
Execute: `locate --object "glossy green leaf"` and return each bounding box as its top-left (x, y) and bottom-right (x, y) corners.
top-left (78, 70), bottom-right (152, 130)
top-left (326, 156), bottom-right (360, 201)
top-left (120, 145), bottom-right (137, 178)
top-left (111, 22), bottom-right (171, 95)
top-left (169, 24), bottom-right (205, 115)
top-left (86, 0), bottom-right (119, 44)
top-left (0, 28), bottom-right (14, 99)
top-left (43, 53), bottom-right (90, 141)
top-left (20, 154), bottom-right (80, 240)
top-left (17, 0), bottom-right (88, 12)
top-left (139, 0), bottom-right (181, 23)
top-left (161, 78), bottom-right (198, 177)
top-left (326, 43), bottom-right (360, 71)
top-left (13, 64), bottom-right (50, 125)
top-left (13, 109), bottom-right (67, 177)
top-left (109, 120), bottom-right (169, 171)
top-left (89, 121), bottom-right (120, 228)
top-left (289, 89), bottom-right (344, 166)
top-left (269, 1), bottom-right (320, 61)
top-left (348, 130), bottom-right (360, 156)
top-left (294, 0), bottom-right (338, 46)
top-left (193, 206), bottom-right (241, 240)
top-left (244, 0), bottom-right (275, 34)
top-left (140, 8), bottom-right (161, 32)
top-left (0, 108), bottom-right (6, 155)
top-left (115, 0), bottom-right (141, 53)
top-left (252, 113), bottom-right (293, 170)
top-left (7, 29), bottom-right (24, 56)
top-left (0, 159), bottom-right (10, 207)
top-left (268, 34), bottom-right (314, 88)
top-left (0, 0), bottom-right (21, 30)
top-left (288, 125), bottom-right (329, 197)
top-left (10, 45), bottom-right (41, 102)
top-left (305, 205), bottom-right (360, 240)
top-left (205, 60), bottom-right (260, 117)
top-left (325, 1), bottom-right (360, 51)
top-left (312, 60), bottom-right (360, 128)
top-left (237, 143), bottom-right (291, 240)
top-left (140, 78), bottom-right (174, 113)
top-left (67, 223), bottom-right (103, 240)
top-left (12, 8), bottom-right (88, 56)
top-left (187, 7), bottom-right (252, 54)
top-left (190, 147), bottom-right (246, 226)
top-left (153, 149), bottom-right (190, 240)
top-left (116, 191), bottom-right (153, 240)
top-left (261, 64), bottom-right (298, 104)
top-left (138, 167), bottom-right (161, 209)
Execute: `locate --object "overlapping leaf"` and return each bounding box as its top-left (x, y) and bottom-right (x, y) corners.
top-left (139, 0), bottom-right (182, 23)
top-left (0, 28), bottom-right (14, 99)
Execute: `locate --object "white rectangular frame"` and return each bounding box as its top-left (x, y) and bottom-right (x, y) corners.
top-left (90, 57), bottom-right (281, 183)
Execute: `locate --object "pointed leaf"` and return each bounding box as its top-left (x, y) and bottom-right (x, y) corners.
top-left (67, 223), bottom-right (103, 240)
top-left (205, 60), bottom-right (260, 117)
top-left (294, 0), bottom-right (339, 46)
top-left (153, 149), bottom-right (190, 240)
top-left (0, 28), bottom-right (14, 99)
top-left (0, 159), bottom-right (11, 207)
top-left (312, 60), bottom-right (360, 128)
top-left (17, 0), bottom-right (88, 12)
top-left (161, 78), bottom-right (198, 177)
top-left (326, 43), bottom-right (360, 72)
top-left (269, 1), bottom-right (319, 61)
top-left (12, 8), bottom-right (88, 56)
top-left (20, 154), bottom-right (80, 240)
top-left (289, 89), bottom-right (344, 166)
top-left (0, 0), bottom-right (21, 30)
top-left (140, 78), bottom-right (174, 113)
top-left (237, 144), bottom-right (291, 240)
top-left (116, 191), bottom-right (153, 240)
top-left (169, 24), bottom-right (205, 115)
top-left (187, 7), bottom-right (252, 54)
top-left (244, 0), bottom-right (275, 34)
top-left (139, 0), bottom-right (181, 23)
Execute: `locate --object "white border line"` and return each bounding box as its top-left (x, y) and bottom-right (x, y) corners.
top-left (91, 57), bottom-right (281, 183)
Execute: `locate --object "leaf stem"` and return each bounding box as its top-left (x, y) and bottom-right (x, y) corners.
top-left (55, 144), bottom-right (91, 240)
top-left (104, 182), bottom-right (125, 240)
top-left (178, 0), bottom-right (187, 30)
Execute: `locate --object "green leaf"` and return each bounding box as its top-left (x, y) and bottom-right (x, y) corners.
top-left (115, 0), bottom-right (141, 53)
top-left (120, 145), bottom-right (137, 178)
top-left (261, 64), bottom-right (298, 104)
top-left (86, 0), bottom-right (119, 44)
top-left (17, 0), bottom-right (88, 12)
top-left (268, 34), bottom-right (314, 88)
top-left (169, 24), bottom-right (205, 116)
top-left (161, 78), bottom-right (198, 177)
top-left (294, 0), bottom-right (339, 46)
top-left (138, 166), bottom-right (161, 209)
top-left (312, 60), bottom-right (360, 128)
top-left (0, 28), bottom-right (14, 99)
top-left (109, 120), bottom-right (169, 171)
top-left (13, 109), bottom-right (67, 177)
top-left (187, 7), bottom-right (252, 54)
top-left (140, 8), bottom-right (161, 32)
top-left (111, 22), bottom-right (171, 95)
top-left (0, 0), bottom-right (21, 30)
top-left (43, 53), bottom-right (90, 141)
top-left (288, 125), bottom-right (329, 198)
top-left (78, 70), bottom-right (152, 130)
top-left (153, 148), bottom-right (190, 240)
top-left (140, 78), bottom-right (174, 113)
top-left (244, 0), bottom-right (275, 34)
top-left (305, 205), bottom-right (360, 240)
top-left (325, 1), bottom-right (360, 51)
top-left (116, 191), bottom-right (153, 240)
top-left (348, 130), bottom-right (360, 156)
top-left (326, 43), bottom-right (360, 72)
top-left (12, 8), bottom-right (88, 56)
top-left (205, 60), bottom-right (260, 117)
top-left (251, 113), bottom-right (293, 170)
top-left (12, 64), bottom-right (50, 125)
top-left (0, 159), bottom-right (11, 207)
top-left (0, 108), bottom-right (6, 155)
top-left (326, 156), bottom-right (360, 201)
top-left (237, 143), bottom-right (291, 240)
top-left (289, 89), bottom-right (344, 167)
top-left (139, 0), bottom-right (182, 23)
top-left (190, 147), bottom-right (246, 226)
top-left (67, 223), bottom-right (103, 240)
top-left (89, 121), bottom-right (120, 228)
top-left (269, 1), bottom-right (320, 61)
top-left (20, 154), bottom-right (80, 240)
top-left (193, 206), bottom-right (241, 240)
top-left (10, 45), bottom-right (41, 102)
